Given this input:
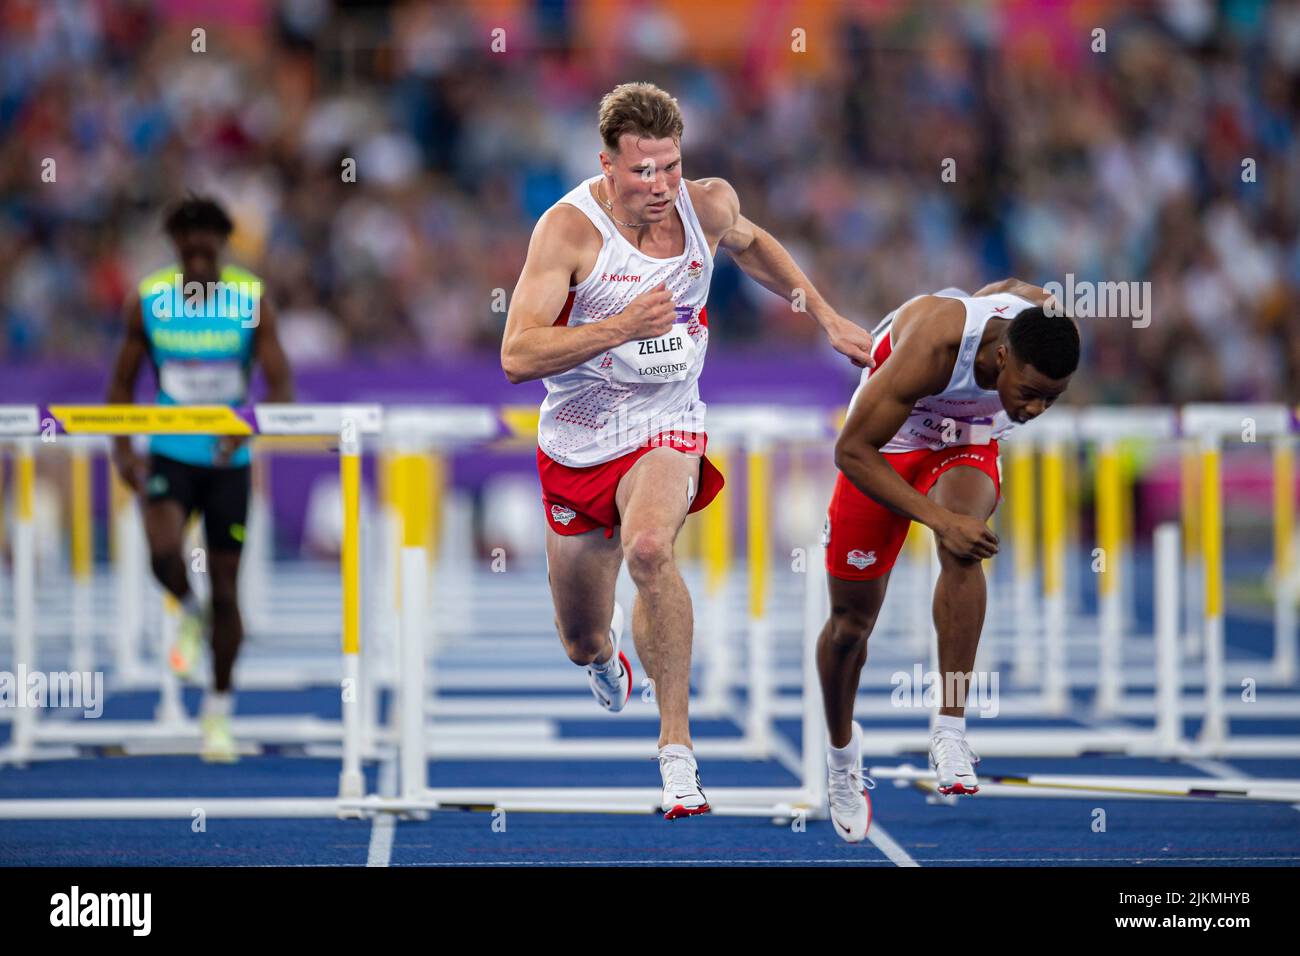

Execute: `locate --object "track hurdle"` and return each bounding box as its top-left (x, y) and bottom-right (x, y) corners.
top-left (870, 522), bottom-right (1300, 801)
top-left (833, 409), bottom-right (1150, 754)
top-left (1095, 406), bottom-right (1300, 728)
top-left (0, 417), bottom-right (37, 756)
top-left (5, 428), bottom-right (367, 695)
top-left (824, 401), bottom-right (1300, 758)
top-left (1182, 403), bottom-right (1297, 755)
top-left (375, 404), bottom-right (830, 767)
top-left (1035, 410), bottom-right (1073, 716)
top-left (109, 455), bottom-right (149, 685)
top-left (0, 403), bottom-right (383, 780)
top-left (66, 438), bottom-right (97, 677)
top-left (107, 436), bottom-right (365, 692)
top-left (3, 398), bottom-right (1296, 820)
top-left (363, 534), bottom-right (831, 819)
top-left (351, 402), bottom-right (836, 817)
top-left (1078, 407), bottom-right (1179, 717)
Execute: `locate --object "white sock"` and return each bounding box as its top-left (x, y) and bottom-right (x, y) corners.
top-left (660, 743), bottom-right (693, 762)
top-left (202, 690), bottom-right (233, 719)
top-left (589, 646), bottom-right (618, 673)
top-left (180, 591), bottom-right (202, 618)
top-left (934, 713), bottom-right (966, 734)
top-left (827, 731), bottom-right (859, 770)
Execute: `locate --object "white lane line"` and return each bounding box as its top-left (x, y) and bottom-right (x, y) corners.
top-left (866, 820), bottom-right (920, 867)
top-left (367, 755), bottom-right (398, 867)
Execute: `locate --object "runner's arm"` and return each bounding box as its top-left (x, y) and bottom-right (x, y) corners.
top-left (501, 207), bottom-right (652, 383)
top-left (253, 298), bottom-right (294, 402)
top-left (210, 297), bottom-right (295, 465)
top-left (700, 178), bottom-right (875, 368)
top-left (834, 302), bottom-right (956, 530)
top-left (106, 292), bottom-right (148, 464)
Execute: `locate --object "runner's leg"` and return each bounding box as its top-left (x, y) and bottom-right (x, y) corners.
top-left (545, 524), bottom-right (624, 666)
top-left (927, 465), bottom-right (998, 716)
top-left (615, 447), bottom-right (697, 749)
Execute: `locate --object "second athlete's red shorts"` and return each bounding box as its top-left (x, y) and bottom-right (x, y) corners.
top-left (824, 441), bottom-right (1001, 581)
top-left (538, 431), bottom-right (726, 538)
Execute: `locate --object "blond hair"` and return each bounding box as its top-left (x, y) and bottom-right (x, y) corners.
top-left (598, 82), bottom-right (684, 153)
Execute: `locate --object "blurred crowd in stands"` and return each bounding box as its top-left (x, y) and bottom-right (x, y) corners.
top-left (2, 0), bottom-right (1298, 406)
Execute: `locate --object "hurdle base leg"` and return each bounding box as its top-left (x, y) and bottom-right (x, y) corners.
top-left (337, 769), bottom-right (366, 819)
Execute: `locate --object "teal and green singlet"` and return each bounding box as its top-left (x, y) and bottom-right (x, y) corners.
top-left (138, 263), bottom-right (260, 467)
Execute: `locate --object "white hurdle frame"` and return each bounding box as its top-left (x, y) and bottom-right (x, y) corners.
top-left (1182, 403), bottom-right (1297, 755)
top-left (2, 399), bottom-right (1298, 818)
top-left (0, 404), bottom-right (384, 777)
top-left (373, 404), bottom-right (829, 766)
top-left (1078, 408), bottom-right (1179, 716)
top-left (873, 521), bottom-right (1300, 799)
top-left (360, 534), bottom-right (830, 818)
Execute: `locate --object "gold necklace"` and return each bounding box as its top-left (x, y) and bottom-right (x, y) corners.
top-left (598, 180), bottom-right (651, 229)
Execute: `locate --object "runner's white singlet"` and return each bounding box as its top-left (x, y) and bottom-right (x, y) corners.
top-left (538, 175), bottom-right (714, 467)
top-left (849, 289), bottom-right (1036, 453)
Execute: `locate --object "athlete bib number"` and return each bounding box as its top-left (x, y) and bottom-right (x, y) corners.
top-left (909, 415), bottom-right (995, 447)
top-left (159, 360), bottom-right (247, 404)
top-left (608, 306), bottom-right (697, 385)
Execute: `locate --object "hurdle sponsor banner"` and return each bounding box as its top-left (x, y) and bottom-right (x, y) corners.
top-left (1181, 402), bottom-right (1293, 438)
top-left (0, 404), bottom-right (40, 435)
top-left (45, 404), bottom-right (254, 435)
top-left (25, 403), bottom-right (383, 436)
top-left (1078, 406), bottom-right (1179, 441)
top-left (251, 403), bottom-right (383, 436)
top-left (707, 403), bottom-right (831, 442)
top-left (385, 405), bottom-right (499, 445)
top-left (1013, 404), bottom-right (1079, 442)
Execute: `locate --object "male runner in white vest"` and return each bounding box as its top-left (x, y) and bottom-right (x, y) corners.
top-left (500, 82), bottom-right (874, 818)
top-left (819, 279), bottom-right (1079, 842)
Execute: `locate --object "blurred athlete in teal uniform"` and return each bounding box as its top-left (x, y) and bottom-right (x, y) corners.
top-left (107, 196), bottom-right (293, 761)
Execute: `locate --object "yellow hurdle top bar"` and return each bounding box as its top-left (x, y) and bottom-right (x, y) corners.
top-left (0, 404), bottom-right (382, 437)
